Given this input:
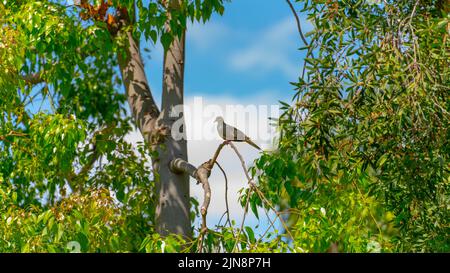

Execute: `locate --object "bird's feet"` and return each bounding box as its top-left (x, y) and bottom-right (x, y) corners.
top-left (223, 140), bottom-right (231, 145)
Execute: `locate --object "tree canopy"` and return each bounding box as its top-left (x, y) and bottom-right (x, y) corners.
top-left (0, 0), bottom-right (448, 253)
top-left (255, 0), bottom-right (449, 252)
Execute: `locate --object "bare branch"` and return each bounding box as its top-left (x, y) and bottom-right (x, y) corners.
top-left (169, 141), bottom-right (230, 252)
top-left (409, 0), bottom-right (420, 26)
top-left (170, 158), bottom-right (198, 176)
top-left (169, 159), bottom-right (211, 216)
top-left (252, 208), bottom-right (278, 251)
top-left (286, 0), bottom-right (309, 48)
top-left (196, 161), bottom-right (211, 252)
top-left (169, 158), bottom-right (212, 253)
top-left (215, 161), bottom-right (232, 228)
top-left (252, 186), bottom-right (294, 240)
top-left (222, 142), bottom-right (256, 252)
top-left (227, 142), bottom-right (295, 242)
top-left (208, 141), bottom-right (228, 166)
top-left (232, 187), bottom-right (252, 253)
top-left (227, 142), bottom-right (255, 186)
top-left (285, 0), bottom-right (315, 80)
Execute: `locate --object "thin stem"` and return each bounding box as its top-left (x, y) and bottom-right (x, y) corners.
top-left (232, 187), bottom-right (252, 253)
top-left (285, 0), bottom-right (315, 80)
top-left (215, 161), bottom-right (232, 228)
top-left (286, 0), bottom-right (309, 47)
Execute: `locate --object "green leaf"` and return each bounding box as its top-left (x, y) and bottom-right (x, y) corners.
top-left (245, 226), bottom-right (256, 244)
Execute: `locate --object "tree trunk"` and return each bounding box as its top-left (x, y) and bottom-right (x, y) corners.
top-left (156, 31), bottom-right (191, 237)
top-left (117, 4), bottom-right (191, 238)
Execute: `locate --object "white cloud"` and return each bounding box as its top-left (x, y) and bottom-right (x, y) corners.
top-left (229, 16), bottom-right (307, 79)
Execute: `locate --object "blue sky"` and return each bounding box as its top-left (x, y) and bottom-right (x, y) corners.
top-left (143, 0), bottom-right (308, 105)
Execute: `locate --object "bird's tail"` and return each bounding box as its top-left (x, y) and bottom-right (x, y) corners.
top-left (245, 138), bottom-right (261, 150)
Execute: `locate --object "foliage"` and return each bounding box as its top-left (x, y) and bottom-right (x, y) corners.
top-left (0, 0), bottom-right (448, 253)
top-left (0, 184), bottom-right (166, 252)
top-left (254, 0), bottom-right (449, 252)
top-left (0, 0), bottom-right (230, 253)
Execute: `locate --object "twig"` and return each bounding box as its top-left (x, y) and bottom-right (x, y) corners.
top-left (217, 211), bottom-right (228, 228)
top-left (227, 142), bottom-right (255, 186)
top-left (407, 0), bottom-right (421, 72)
top-left (226, 142), bottom-right (281, 250)
top-left (286, 0), bottom-right (309, 47)
top-left (0, 131), bottom-right (28, 141)
top-left (21, 72), bottom-right (44, 85)
top-left (224, 142), bottom-right (257, 252)
top-left (431, 96), bottom-right (450, 118)
top-left (252, 186), bottom-right (294, 240)
top-left (285, 0), bottom-right (315, 80)
top-left (251, 208), bottom-right (278, 251)
top-left (409, 0), bottom-right (420, 26)
top-left (208, 141), bottom-right (228, 166)
top-left (232, 187), bottom-right (252, 253)
top-left (215, 161), bottom-right (232, 228)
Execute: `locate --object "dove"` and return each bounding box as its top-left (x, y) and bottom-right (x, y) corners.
top-left (214, 116), bottom-right (261, 150)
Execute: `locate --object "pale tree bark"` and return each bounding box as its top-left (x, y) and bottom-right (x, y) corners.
top-left (155, 30), bottom-right (191, 237)
top-left (117, 1), bottom-right (191, 238)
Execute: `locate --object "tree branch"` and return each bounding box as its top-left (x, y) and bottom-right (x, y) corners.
top-left (227, 142), bottom-right (255, 187)
top-left (66, 125), bottom-right (117, 192)
top-left (169, 141), bottom-right (231, 252)
top-left (205, 141), bottom-right (228, 169)
top-left (285, 0), bottom-right (315, 80)
top-left (21, 72), bottom-right (44, 85)
top-left (286, 0), bottom-right (309, 49)
top-left (215, 161), bottom-right (232, 228)
top-left (170, 158), bottom-right (211, 252)
top-left (67, 144), bottom-right (98, 192)
top-left (118, 30), bottom-right (161, 145)
top-left (227, 142), bottom-right (294, 245)
top-left (0, 131), bottom-right (28, 142)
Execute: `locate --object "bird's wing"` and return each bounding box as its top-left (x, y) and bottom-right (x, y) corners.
top-left (222, 122), bottom-right (247, 141)
top-left (218, 121), bottom-right (261, 150)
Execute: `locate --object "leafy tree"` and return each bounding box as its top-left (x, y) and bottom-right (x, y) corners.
top-left (0, 0), bottom-right (227, 251)
top-left (1, 0), bottom-right (448, 253)
top-left (255, 0), bottom-right (449, 252)
top-left (1, 0), bottom-right (289, 253)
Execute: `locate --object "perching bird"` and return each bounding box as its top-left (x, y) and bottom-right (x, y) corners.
top-left (214, 116), bottom-right (261, 150)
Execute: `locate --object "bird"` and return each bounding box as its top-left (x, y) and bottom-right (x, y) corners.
top-left (214, 116), bottom-right (261, 150)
